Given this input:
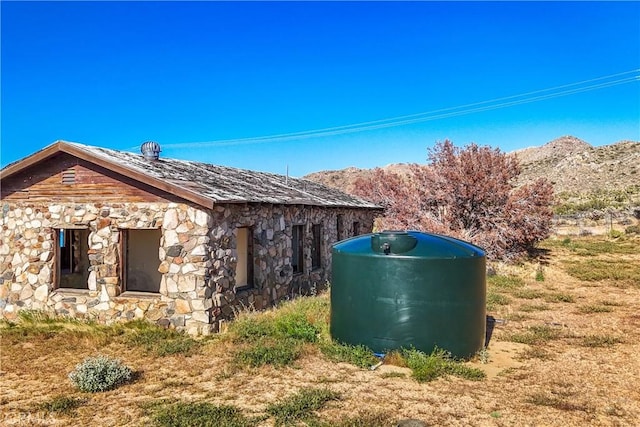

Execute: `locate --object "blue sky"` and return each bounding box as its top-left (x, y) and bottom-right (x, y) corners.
top-left (2, 1), bottom-right (639, 177)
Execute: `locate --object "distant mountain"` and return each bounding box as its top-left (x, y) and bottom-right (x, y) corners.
top-left (513, 136), bottom-right (639, 194)
top-left (304, 136), bottom-right (640, 198)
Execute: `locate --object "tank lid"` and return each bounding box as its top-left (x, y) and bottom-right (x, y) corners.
top-left (333, 230), bottom-right (485, 259)
top-left (371, 231), bottom-right (417, 255)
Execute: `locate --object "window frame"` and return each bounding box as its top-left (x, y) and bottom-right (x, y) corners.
top-left (291, 224), bottom-right (305, 274)
top-left (119, 228), bottom-right (162, 294)
top-left (235, 226), bottom-right (254, 290)
top-left (311, 224), bottom-right (322, 270)
top-left (53, 227), bottom-right (90, 291)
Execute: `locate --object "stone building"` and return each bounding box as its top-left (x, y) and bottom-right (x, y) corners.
top-left (0, 141), bottom-right (381, 334)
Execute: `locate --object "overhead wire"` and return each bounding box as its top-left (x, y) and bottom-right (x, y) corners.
top-left (161, 69), bottom-right (640, 149)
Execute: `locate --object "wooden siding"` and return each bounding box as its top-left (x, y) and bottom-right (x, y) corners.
top-left (1, 152), bottom-right (181, 203)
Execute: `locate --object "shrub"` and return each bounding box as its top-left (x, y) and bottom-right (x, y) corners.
top-left (354, 140), bottom-right (554, 260)
top-left (69, 355), bottom-right (133, 392)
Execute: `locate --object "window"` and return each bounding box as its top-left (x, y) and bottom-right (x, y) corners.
top-left (235, 227), bottom-right (254, 288)
top-left (311, 224), bottom-right (322, 270)
top-left (353, 221), bottom-right (360, 236)
top-left (121, 229), bottom-right (162, 293)
top-left (55, 228), bottom-right (89, 289)
top-left (336, 215), bottom-right (344, 241)
top-left (292, 225), bottom-right (304, 274)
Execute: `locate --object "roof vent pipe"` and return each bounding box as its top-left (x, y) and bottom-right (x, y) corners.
top-left (141, 141), bottom-right (161, 160)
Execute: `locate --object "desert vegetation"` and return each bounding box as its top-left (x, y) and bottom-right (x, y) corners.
top-left (353, 140), bottom-right (554, 260)
top-left (1, 234), bottom-right (639, 426)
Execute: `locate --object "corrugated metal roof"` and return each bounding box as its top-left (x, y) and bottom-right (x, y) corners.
top-left (1, 141), bottom-right (381, 210)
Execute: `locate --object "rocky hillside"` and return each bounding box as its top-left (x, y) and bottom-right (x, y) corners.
top-left (513, 136), bottom-right (639, 194)
top-left (305, 136), bottom-right (640, 198)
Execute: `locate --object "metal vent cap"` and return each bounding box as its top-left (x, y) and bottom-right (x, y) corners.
top-left (141, 141), bottom-right (161, 160)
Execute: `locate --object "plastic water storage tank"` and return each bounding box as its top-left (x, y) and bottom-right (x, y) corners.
top-left (331, 231), bottom-right (486, 359)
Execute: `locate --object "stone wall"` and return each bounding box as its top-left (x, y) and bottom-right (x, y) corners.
top-left (0, 200), bottom-right (376, 333)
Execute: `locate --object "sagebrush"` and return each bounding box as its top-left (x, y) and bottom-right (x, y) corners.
top-left (68, 355), bottom-right (133, 392)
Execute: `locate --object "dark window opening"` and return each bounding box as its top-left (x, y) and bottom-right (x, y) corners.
top-left (336, 215), bottom-right (344, 241)
top-left (236, 227), bottom-right (254, 288)
top-left (353, 221), bottom-right (360, 236)
top-left (122, 229), bottom-right (162, 293)
top-left (292, 225), bottom-right (304, 274)
top-left (311, 224), bottom-right (322, 270)
top-left (56, 228), bottom-right (89, 289)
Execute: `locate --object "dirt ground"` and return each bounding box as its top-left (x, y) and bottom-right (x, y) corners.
top-left (1, 235), bottom-right (639, 426)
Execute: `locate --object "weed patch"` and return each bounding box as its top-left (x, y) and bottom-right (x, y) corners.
top-left (401, 348), bottom-right (485, 382)
top-left (123, 320), bottom-right (200, 356)
top-left (518, 347), bottom-right (554, 360)
top-left (577, 304), bottom-right (614, 314)
top-left (543, 292), bottom-right (575, 303)
top-left (380, 371), bottom-right (407, 379)
top-left (266, 387), bottom-right (340, 426)
top-left (488, 275), bottom-right (525, 290)
top-left (486, 292), bottom-right (510, 311)
top-left (563, 260), bottom-right (640, 286)
top-left (144, 400), bottom-right (257, 427)
top-left (233, 337), bottom-right (302, 368)
top-left (37, 395), bottom-right (87, 415)
top-left (513, 289), bottom-right (543, 300)
top-left (319, 341), bottom-right (378, 369)
top-left (518, 303), bottom-right (550, 312)
top-left (316, 410), bottom-right (393, 427)
top-left (508, 325), bottom-right (562, 345)
top-left (527, 392), bottom-right (591, 412)
top-left (581, 335), bottom-right (623, 347)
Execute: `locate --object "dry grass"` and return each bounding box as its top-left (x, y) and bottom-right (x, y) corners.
top-left (1, 235), bottom-right (640, 426)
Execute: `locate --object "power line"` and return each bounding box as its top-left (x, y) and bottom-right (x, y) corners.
top-left (162, 69), bottom-right (640, 149)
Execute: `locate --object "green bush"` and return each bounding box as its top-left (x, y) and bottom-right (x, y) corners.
top-left (69, 355), bottom-right (133, 392)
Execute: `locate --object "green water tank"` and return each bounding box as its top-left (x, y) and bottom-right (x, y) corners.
top-left (330, 231), bottom-right (486, 359)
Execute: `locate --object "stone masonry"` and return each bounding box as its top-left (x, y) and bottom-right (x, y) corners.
top-left (0, 200), bottom-right (375, 334)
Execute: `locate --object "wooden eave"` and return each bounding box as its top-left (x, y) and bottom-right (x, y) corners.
top-left (0, 141), bottom-right (215, 209)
